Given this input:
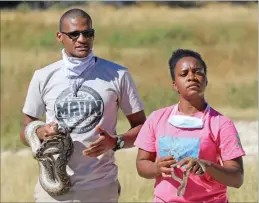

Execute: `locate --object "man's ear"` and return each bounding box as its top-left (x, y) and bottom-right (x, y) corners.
top-left (56, 32), bottom-right (63, 43)
top-left (172, 81), bottom-right (179, 94)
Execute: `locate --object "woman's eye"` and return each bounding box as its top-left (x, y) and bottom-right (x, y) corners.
top-left (195, 70), bottom-right (204, 75)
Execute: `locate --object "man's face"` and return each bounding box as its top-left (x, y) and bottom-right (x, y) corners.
top-left (173, 56), bottom-right (207, 100)
top-left (57, 17), bottom-right (94, 58)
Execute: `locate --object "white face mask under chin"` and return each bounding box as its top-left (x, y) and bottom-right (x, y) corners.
top-left (168, 104), bottom-right (210, 129)
top-left (61, 48), bottom-right (96, 97)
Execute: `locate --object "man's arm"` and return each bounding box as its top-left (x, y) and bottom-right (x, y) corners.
top-left (82, 110), bottom-right (146, 157)
top-left (20, 114), bottom-right (40, 146)
top-left (120, 110), bottom-right (146, 148)
top-left (20, 114), bottom-right (59, 146)
top-left (83, 69), bottom-right (146, 157)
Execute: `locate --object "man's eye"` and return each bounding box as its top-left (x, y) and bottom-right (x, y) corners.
top-left (70, 32), bottom-right (79, 37)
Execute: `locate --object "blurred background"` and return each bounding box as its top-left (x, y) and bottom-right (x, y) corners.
top-left (1, 1), bottom-right (258, 202)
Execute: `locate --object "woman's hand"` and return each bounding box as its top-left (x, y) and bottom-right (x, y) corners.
top-left (176, 157), bottom-right (210, 176)
top-left (156, 156), bottom-right (178, 178)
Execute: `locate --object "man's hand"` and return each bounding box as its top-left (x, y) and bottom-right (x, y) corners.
top-left (156, 156), bottom-right (178, 178)
top-left (36, 121), bottom-right (59, 141)
top-left (82, 126), bottom-right (116, 157)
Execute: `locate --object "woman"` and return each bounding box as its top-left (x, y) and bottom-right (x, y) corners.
top-left (134, 49), bottom-right (245, 203)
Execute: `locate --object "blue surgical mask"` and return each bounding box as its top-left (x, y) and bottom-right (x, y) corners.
top-left (168, 104), bottom-right (210, 129)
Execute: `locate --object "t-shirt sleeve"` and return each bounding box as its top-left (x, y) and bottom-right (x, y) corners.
top-left (134, 112), bottom-right (156, 152)
top-left (218, 119), bottom-right (246, 161)
top-left (22, 70), bottom-right (45, 119)
top-left (118, 71), bottom-right (144, 115)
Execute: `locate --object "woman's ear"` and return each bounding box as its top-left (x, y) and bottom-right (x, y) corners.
top-left (172, 81), bottom-right (179, 94)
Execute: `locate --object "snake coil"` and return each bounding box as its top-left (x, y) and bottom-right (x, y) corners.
top-left (25, 121), bottom-right (74, 196)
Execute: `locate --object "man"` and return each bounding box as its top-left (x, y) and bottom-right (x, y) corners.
top-left (20, 8), bottom-right (146, 202)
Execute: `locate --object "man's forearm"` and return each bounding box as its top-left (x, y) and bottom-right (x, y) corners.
top-left (20, 125), bottom-right (30, 146)
top-left (120, 124), bottom-right (143, 148)
top-left (20, 116), bottom-right (45, 147)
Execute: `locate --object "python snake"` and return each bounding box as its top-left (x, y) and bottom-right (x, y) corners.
top-left (170, 158), bottom-right (206, 196)
top-left (160, 148), bottom-right (206, 197)
top-left (25, 121), bottom-right (74, 196)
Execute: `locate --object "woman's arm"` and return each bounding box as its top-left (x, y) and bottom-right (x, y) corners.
top-left (205, 157), bottom-right (244, 188)
top-left (177, 156), bottom-right (244, 188)
top-left (136, 148), bottom-right (177, 179)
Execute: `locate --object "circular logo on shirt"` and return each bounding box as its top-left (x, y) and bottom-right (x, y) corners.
top-left (54, 86), bottom-right (104, 134)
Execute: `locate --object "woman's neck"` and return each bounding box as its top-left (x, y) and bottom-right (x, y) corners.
top-left (178, 97), bottom-right (207, 115)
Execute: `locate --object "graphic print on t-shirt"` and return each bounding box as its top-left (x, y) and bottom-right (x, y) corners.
top-left (158, 136), bottom-right (201, 163)
top-left (54, 85), bottom-right (104, 134)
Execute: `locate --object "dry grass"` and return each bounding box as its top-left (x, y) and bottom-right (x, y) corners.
top-left (1, 2), bottom-right (257, 28)
top-left (1, 2), bottom-right (258, 149)
top-left (1, 150), bottom-right (257, 202)
top-left (0, 5), bottom-right (258, 202)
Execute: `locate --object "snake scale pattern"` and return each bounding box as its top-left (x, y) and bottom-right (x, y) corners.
top-left (25, 121), bottom-right (74, 196)
top-left (160, 148), bottom-right (206, 196)
top-left (170, 158), bottom-right (206, 196)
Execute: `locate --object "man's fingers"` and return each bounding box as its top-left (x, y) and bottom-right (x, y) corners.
top-left (44, 122), bottom-right (59, 135)
top-left (83, 147), bottom-right (105, 157)
top-left (82, 145), bottom-right (104, 156)
top-left (88, 136), bottom-right (105, 147)
top-left (85, 144), bottom-right (103, 153)
top-left (87, 150), bottom-right (104, 157)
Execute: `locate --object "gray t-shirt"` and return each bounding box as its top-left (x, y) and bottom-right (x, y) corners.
top-left (23, 57), bottom-right (144, 190)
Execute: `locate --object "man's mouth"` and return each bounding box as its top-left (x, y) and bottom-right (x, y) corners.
top-left (75, 46), bottom-right (89, 51)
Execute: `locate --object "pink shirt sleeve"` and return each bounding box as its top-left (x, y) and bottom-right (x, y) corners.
top-left (218, 119), bottom-right (246, 161)
top-left (134, 112), bottom-right (156, 152)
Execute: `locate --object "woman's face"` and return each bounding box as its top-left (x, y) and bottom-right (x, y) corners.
top-left (173, 56), bottom-right (207, 100)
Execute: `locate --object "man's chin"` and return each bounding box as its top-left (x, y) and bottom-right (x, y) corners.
top-left (74, 50), bottom-right (90, 58)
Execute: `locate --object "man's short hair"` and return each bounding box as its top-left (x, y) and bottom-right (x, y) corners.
top-left (59, 8), bottom-right (92, 31)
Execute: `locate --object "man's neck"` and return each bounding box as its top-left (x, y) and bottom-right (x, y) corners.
top-left (178, 97), bottom-right (207, 116)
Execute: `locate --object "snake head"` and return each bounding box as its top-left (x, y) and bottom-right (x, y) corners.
top-left (58, 127), bottom-right (71, 135)
top-left (35, 149), bottom-right (44, 159)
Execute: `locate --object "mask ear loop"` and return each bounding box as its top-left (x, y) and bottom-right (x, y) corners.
top-left (167, 103), bottom-right (180, 124)
top-left (200, 104), bottom-right (210, 128)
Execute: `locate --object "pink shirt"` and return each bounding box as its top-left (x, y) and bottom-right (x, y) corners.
top-left (134, 104), bottom-right (245, 203)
